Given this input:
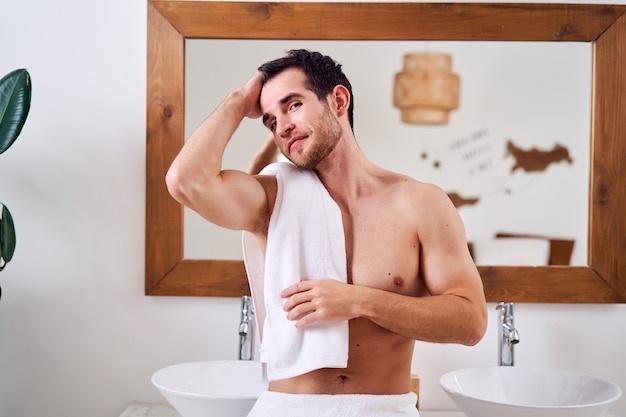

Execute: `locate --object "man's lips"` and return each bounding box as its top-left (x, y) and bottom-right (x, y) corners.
top-left (288, 136), bottom-right (307, 153)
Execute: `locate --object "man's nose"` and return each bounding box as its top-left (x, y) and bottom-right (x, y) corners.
top-left (277, 117), bottom-right (294, 138)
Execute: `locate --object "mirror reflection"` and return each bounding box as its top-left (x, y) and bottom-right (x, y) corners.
top-left (184, 40), bottom-right (590, 266)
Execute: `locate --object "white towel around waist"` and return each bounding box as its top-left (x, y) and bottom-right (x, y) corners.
top-left (242, 162), bottom-right (349, 381)
top-left (247, 391), bottom-right (420, 417)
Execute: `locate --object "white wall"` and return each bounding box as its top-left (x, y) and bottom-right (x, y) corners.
top-left (0, 1), bottom-right (624, 417)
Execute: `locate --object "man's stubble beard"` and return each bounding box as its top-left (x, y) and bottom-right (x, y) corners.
top-left (290, 106), bottom-right (343, 171)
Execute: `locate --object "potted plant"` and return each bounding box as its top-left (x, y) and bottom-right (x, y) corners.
top-left (0, 68), bottom-right (32, 300)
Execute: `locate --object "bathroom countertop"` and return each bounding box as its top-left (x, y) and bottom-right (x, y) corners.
top-left (119, 403), bottom-right (180, 417)
top-left (118, 403), bottom-right (466, 417)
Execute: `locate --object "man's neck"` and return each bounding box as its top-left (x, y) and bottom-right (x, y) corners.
top-left (314, 134), bottom-right (381, 211)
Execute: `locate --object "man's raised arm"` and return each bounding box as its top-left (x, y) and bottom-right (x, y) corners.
top-left (165, 72), bottom-right (271, 233)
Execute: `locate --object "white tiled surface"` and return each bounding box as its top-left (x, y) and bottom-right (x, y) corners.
top-left (118, 403), bottom-right (465, 417)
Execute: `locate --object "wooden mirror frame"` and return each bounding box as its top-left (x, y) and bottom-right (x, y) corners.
top-left (146, 1), bottom-right (626, 303)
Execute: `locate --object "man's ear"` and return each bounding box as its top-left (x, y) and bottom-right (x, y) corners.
top-left (330, 85), bottom-right (350, 117)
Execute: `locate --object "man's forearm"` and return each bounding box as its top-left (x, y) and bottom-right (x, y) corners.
top-left (357, 285), bottom-right (486, 346)
top-left (167, 91), bottom-right (248, 196)
top-left (166, 72), bottom-right (263, 209)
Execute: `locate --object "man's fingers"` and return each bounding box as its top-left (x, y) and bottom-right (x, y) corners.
top-left (280, 280), bottom-right (311, 298)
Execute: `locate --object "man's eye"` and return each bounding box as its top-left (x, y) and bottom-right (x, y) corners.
top-left (288, 102), bottom-right (302, 112)
top-left (264, 119), bottom-right (276, 131)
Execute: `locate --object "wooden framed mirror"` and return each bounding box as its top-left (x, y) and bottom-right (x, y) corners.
top-left (146, 1), bottom-right (626, 303)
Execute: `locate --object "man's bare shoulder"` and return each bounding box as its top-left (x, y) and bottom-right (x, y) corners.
top-left (382, 171), bottom-right (449, 203)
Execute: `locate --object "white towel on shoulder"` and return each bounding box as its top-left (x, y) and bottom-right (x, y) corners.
top-left (242, 162), bottom-right (349, 381)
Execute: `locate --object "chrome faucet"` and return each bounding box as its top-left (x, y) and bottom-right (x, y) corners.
top-left (496, 302), bottom-right (520, 366)
top-left (238, 295), bottom-right (255, 360)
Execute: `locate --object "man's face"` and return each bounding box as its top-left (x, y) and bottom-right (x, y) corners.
top-left (260, 68), bottom-right (343, 170)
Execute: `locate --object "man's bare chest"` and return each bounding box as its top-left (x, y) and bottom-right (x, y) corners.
top-left (341, 207), bottom-right (422, 296)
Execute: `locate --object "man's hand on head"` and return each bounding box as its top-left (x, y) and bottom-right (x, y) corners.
top-left (241, 71), bottom-right (264, 120)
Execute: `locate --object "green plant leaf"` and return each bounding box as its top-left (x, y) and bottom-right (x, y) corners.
top-left (0, 203), bottom-right (16, 271)
top-left (0, 69), bottom-right (32, 155)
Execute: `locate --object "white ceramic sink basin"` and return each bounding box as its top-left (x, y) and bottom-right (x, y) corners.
top-left (440, 367), bottom-right (621, 417)
top-left (152, 360), bottom-right (263, 417)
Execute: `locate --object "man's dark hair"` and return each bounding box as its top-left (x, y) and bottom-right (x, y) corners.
top-left (258, 49), bottom-right (354, 129)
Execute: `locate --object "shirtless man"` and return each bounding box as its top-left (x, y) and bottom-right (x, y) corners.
top-left (166, 50), bottom-right (487, 416)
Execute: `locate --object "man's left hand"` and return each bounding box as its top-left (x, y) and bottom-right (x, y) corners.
top-left (280, 279), bottom-right (358, 328)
